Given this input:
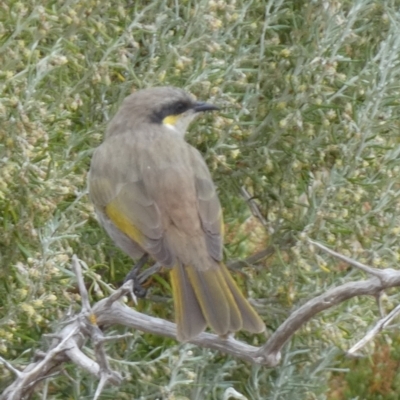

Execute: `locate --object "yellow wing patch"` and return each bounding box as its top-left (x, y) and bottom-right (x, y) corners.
top-left (106, 202), bottom-right (144, 245)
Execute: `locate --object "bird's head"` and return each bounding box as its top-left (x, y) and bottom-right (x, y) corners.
top-left (106, 86), bottom-right (219, 138)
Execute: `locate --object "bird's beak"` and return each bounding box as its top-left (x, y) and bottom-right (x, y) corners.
top-left (193, 101), bottom-right (219, 113)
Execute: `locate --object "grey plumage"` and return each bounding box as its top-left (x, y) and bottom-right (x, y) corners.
top-left (88, 87), bottom-right (265, 341)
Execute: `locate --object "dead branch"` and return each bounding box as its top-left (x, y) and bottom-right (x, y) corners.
top-left (3, 242), bottom-right (400, 399)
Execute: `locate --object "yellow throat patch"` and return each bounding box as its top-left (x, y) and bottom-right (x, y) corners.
top-left (162, 114), bottom-right (180, 126)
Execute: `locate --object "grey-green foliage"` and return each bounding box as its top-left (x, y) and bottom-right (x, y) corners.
top-left (1, 0), bottom-right (400, 398)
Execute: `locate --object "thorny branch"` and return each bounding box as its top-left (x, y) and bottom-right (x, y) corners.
top-left (3, 242), bottom-right (400, 399)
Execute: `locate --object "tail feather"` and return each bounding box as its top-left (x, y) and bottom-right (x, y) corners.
top-left (220, 263), bottom-right (265, 333)
top-left (186, 264), bottom-right (242, 335)
top-left (170, 262), bottom-right (264, 341)
top-left (170, 264), bottom-right (207, 341)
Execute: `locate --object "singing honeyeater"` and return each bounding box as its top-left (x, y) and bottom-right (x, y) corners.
top-left (88, 86), bottom-right (265, 341)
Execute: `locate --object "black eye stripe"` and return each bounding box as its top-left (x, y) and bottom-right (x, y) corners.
top-left (163, 100), bottom-right (191, 116)
top-left (150, 99), bottom-right (192, 123)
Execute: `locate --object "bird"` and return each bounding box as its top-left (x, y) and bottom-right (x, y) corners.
top-left (88, 86), bottom-right (265, 341)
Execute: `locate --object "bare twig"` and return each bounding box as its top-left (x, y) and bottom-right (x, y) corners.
top-left (308, 239), bottom-right (385, 277)
top-left (0, 357), bottom-right (21, 378)
top-left (347, 303), bottom-right (400, 356)
top-left (375, 292), bottom-right (385, 318)
top-left (72, 255), bottom-right (91, 312)
top-left (103, 280), bottom-right (134, 308)
top-left (228, 246), bottom-right (275, 270)
top-left (94, 374), bottom-right (109, 400)
top-left (240, 186), bottom-right (268, 228)
top-left (96, 333), bottom-right (133, 343)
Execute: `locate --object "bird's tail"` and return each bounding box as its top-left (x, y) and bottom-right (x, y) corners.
top-left (170, 262), bottom-right (265, 342)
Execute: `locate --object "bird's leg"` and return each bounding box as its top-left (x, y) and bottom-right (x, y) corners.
top-left (133, 262), bottom-right (162, 298)
top-left (137, 262), bottom-right (162, 284)
top-left (123, 253), bottom-right (150, 298)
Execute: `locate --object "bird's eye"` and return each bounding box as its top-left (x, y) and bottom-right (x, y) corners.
top-left (174, 101), bottom-right (188, 114)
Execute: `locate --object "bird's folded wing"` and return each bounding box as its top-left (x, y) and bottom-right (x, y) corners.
top-left (89, 142), bottom-right (174, 266)
top-left (189, 147), bottom-right (223, 261)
